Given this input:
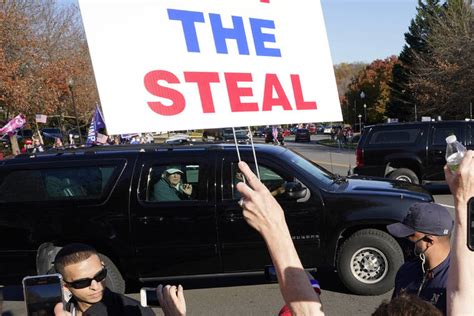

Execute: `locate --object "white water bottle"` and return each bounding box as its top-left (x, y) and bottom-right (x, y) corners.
top-left (445, 135), bottom-right (466, 173)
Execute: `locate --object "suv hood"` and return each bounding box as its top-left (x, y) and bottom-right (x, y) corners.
top-left (337, 177), bottom-right (433, 201)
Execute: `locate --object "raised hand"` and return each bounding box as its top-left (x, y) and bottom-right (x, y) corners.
top-left (157, 284), bottom-right (186, 316)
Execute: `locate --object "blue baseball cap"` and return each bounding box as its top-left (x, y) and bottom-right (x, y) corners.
top-left (387, 202), bottom-right (454, 237)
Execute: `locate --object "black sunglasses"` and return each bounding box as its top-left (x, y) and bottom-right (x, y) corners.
top-left (65, 267), bottom-right (107, 289)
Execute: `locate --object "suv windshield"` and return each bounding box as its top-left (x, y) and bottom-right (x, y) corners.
top-left (283, 149), bottom-right (335, 187)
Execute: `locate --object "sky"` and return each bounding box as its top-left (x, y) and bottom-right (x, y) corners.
top-left (320, 0), bottom-right (418, 64)
top-left (61, 0), bottom-right (419, 65)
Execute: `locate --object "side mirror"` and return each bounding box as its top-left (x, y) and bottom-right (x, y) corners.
top-left (283, 182), bottom-right (307, 199)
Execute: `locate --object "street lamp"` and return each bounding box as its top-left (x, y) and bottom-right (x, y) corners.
top-left (68, 79), bottom-right (83, 144)
top-left (358, 114), bottom-right (362, 132)
top-left (363, 103), bottom-right (367, 124)
top-left (354, 91), bottom-right (365, 131)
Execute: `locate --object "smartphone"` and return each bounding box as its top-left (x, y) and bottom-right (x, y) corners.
top-left (22, 274), bottom-right (64, 316)
top-left (468, 197), bottom-right (474, 251)
top-left (140, 287), bottom-right (160, 307)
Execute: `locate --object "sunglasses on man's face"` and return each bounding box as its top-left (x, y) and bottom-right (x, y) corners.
top-left (65, 267), bottom-right (107, 289)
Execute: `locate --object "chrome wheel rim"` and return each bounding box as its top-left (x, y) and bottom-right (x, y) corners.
top-left (350, 247), bottom-right (388, 284)
top-left (395, 175), bottom-right (412, 182)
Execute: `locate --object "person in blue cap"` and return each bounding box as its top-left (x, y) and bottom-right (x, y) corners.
top-left (387, 202), bottom-right (454, 315)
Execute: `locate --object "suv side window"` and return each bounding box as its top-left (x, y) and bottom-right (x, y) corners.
top-left (368, 128), bottom-right (421, 145)
top-left (432, 126), bottom-right (463, 145)
top-left (0, 166), bottom-right (116, 203)
top-left (227, 162), bottom-right (288, 200)
top-left (146, 163), bottom-right (204, 202)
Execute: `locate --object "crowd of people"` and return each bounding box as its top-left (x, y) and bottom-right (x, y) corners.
top-left (1, 151), bottom-right (473, 315)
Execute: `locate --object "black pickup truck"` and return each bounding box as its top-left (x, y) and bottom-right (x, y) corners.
top-left (0, 144), bottom-right (432, 295)
top-left (354, 120), bottom-right (473, 184)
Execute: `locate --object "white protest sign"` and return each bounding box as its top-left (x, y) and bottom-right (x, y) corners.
top-left (78, 0), bottom-right (341, 134)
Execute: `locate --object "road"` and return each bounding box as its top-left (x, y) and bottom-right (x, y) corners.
top-left (1, 136), bottom-right (455, 316)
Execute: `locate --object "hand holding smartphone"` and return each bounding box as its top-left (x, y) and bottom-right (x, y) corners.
top-left (468, 197), bottom-right (474, 251)
top-left (140, 287), bottom-right (160, 307)
top-left (23, 274), bottom-right (64, 316)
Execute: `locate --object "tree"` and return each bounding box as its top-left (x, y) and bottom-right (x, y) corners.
top-left (410, 0), bottom-right (473, 119)
top-left (343, 56), bottom-right (399, 126)
top-left (0, 0), bottom-right (98, 136)
top-left (333, 63), bottom-right (367, 125)
top-left (387, 0), bottom-right (444, 121)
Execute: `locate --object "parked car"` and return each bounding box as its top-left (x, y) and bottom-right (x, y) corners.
top-left (0, 144), bottom-right (433, 295)
top-left (165, 134), bottom-right (191, 145)
top-left (17, 129), bottom-right (34, 141)
top-left (295, 128), bottom-right (311, 142)
top-left (253, 128), bottom-right (264, 137)
top-left (264, 128), bottom-right (285, 145)
top-left (41, 128), bottom-right (63, 141)
top-left (221, 128), bottom-right (250, 144)
top-left (353, 120), bottom-right (473, 184)
top-left (253, 127), bottom-right (266, 137)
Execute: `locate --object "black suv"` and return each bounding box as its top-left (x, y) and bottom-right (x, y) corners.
top-left (354, 121), bottom-right (474, 184)
top-left (0, 144), bottom-right (433, 295)
top-left (295, 128), bottom-right (311, 142)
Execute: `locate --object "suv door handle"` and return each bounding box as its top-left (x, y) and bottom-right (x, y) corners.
top-left (136, 216), bottom-right (164, 224)
top-left (224, 213), bottom-right (243, 222)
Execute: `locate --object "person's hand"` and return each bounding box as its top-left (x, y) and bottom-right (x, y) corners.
top-left (236, 161), bottom-right (287, 235)
top-left (181, 183), bottom-right (192, 196)
top-left (444, 150), bottom-right (474, 206)
top-left (54, 303), bottom-right (72, 316)
top-left (157, 284), bottom-right (186, 316)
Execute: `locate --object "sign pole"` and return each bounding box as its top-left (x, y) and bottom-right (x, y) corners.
top-left (35, 120), bottom-right (44, 145)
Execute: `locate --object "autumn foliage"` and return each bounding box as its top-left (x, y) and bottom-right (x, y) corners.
top-left (0, 0), bottom-right (98, 128)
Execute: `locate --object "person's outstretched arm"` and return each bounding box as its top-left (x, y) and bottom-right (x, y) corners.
top-left (236, 161), bottom-right (324, 316)
top-left (444, 150), bottom-right (474, 316)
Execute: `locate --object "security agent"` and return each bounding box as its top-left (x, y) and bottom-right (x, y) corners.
top-left (53, 243), bottom-right (154, 316)
top-left (387, 202), bottom-right (453, 315)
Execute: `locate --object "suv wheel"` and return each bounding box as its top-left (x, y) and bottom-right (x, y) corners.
top-left (388, 168), bottom-right (419, 184)
top-left (336, 229), bottom-right (404, 295)
top-left (99, 254), bottom-right (126, 294)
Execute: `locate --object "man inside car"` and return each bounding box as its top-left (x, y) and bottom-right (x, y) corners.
top-left (153, 168), bottom-right (193, 201)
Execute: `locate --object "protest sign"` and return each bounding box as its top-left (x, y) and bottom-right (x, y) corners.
top-left (79, 0), bottom-right (341, 134)
top-left (0, 114), bottom-right (26, 135)
top-left (35, 114), bottom-right (47, 124)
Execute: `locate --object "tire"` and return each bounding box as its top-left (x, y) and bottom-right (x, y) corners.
top-left (336, 229), bottom-right (404, 295)
top-left (99, 253), bottom-right (126, 294)
top-left (388, 168), bottom-right (419, 184)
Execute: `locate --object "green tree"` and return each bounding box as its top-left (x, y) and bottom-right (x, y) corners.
top-left (410, 0), bottom-right (473, 119)
top-left (387, 0), bottom-right (444, 121)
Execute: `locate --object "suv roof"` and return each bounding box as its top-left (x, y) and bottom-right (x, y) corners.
top-left (6, 143), bottom-right (287, 164)
top-left (364, 120), bottom-right (470, 130)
